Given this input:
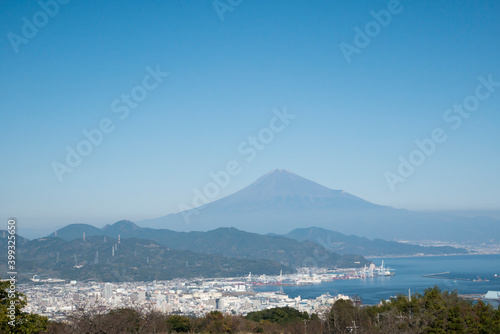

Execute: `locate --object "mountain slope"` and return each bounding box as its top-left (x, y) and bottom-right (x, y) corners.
top-left (140, 169), bottom-right (500, 242)
top-left (285, 227), bottom-right (468, 256)
top-left (205, 169), bottom-right (378, 210)
top-left (53, 223), bottom-right (103, 240)
top-left (0, 230), bottom-right (29, 244)
top-left (50, 221), bottom-right (369, 269)
top-left (141, 169), bottom-right (397, 233)
top-left (1, 236), bottom-right (292, 282)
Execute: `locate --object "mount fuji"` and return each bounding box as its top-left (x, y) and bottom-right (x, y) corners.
top-left (141, 169), bottom-right (500, 242)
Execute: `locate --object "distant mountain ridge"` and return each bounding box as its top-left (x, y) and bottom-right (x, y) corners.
top-left (284, 227), bottom-right (468, 257)
top-left (49, 220), bottom-right (467, 270)
top-left (206, 169), bottom-right (375, 208)
top-left (50, 221), bottom-right (369, 269)
top-left (140, 169), bottom-right (500, 243)
top-left (140, 169), bottom-right (395, 232)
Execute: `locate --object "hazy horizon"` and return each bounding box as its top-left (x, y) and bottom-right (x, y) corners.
top-left (2, 1), bottom-right (500, 234)
top-left (12, 168), bottom-right (500, 239)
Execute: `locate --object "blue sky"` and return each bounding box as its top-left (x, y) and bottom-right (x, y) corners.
top-left (1, 0), bottom-right (499, 237)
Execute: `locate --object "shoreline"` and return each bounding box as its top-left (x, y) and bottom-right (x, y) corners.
top-left (365, 252), bottom-right (500, 259)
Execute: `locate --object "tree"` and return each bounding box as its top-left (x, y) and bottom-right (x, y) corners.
top-left (166, 314), bottom-right (191, 333)
top-left (201, 311), bottom-right (234, 333)
top-left (0, 278), bottom-right (48, 333)
top-left (328, 299), bottom-right (357, 333)
top-left (246, 306), bottom-right (309, 324)
top-left (65, 302), bottom-right (167, 334)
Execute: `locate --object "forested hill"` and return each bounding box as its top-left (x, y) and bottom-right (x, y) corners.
top-left (0, 236), bottom-right (292, 282)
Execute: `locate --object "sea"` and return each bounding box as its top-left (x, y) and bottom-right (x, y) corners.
top-left (254, 254), bottom-right (500, 306)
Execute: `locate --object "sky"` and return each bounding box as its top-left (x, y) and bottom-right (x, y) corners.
top-left (1, 0), bottom-right (499, 237)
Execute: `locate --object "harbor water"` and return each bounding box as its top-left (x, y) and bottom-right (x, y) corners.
top-left (254, 254), bottom-right (500, 305)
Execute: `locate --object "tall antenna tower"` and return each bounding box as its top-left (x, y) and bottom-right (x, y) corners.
top-left (112, 247), bottom-right (115, 257)
top-left (118, 234), bottom-right (120, 244)
top-left (95, 250), bottom-right (99, 264)
top-left (83, 232), bottom-right (85, 241)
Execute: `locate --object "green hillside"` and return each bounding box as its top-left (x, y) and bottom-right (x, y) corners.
top-left (0, 236), bottom-right (292, 282)
top-left (53, 221), bottom-right (369, 268)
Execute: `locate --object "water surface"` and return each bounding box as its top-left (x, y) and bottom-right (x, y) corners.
top-left (254, 254), bottom-right (500, 305)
